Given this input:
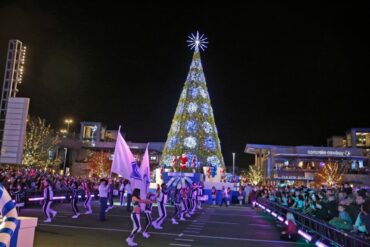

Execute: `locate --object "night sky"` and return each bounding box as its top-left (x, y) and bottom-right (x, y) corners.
top-left (1, 2), bottom-right (370, 169)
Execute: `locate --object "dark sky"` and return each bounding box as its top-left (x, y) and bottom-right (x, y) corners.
top-left (1, 1), bottom-right (370, 168)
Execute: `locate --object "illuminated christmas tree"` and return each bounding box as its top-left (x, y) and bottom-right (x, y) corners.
top-left (160, 32), bottom-right (225, 172)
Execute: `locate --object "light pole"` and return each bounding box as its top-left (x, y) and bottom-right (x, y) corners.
top-left (232, 152), bottom-right (236, 177)
top-left (63, 147), bottom-right (67, 175)
top-left (64, 119), bottom-right (73, 133)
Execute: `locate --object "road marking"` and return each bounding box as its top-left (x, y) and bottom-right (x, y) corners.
top-left (37, 223), bottom-right (302, 245)
top-left (175, 238), bottom-right (194, 242)
top-left (178, 233), bottom-right (183, 237)
top-left (187, 227), bottom-right (202, 230)
top-left (169, 244), bottom-right (191, 247)
top-left (196, 220), bottom-right (238, 225)
top-left (183, 230), bottom-right (200, 234)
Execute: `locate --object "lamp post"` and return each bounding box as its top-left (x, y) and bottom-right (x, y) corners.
top-left (64, 119), bottom-right (73, 133)
top-left (63, 147), bottom-right (67, 175)
top-left (232, 152), bottom-right (236, 177)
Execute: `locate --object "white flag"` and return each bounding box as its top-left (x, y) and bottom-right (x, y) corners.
top-left (111, 131), bottom-right (142, 185)
top-left (138, 144), bottom-right (150, 199)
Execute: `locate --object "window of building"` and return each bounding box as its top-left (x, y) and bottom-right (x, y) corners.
top-left (355, 132), bottom-right (370, 147)
top-left (82, 125), bottom-right (99, 141)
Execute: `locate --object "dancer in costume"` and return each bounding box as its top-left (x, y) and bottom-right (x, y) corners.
top-left (171, 185), bottom-right (182, 224)
top-left (119, 179), bottom-right (125, 207)
top-left (82, 179), bottom-right (92, 214)
top-left (43, 179), bottom-right (57, 222)
top-left (142, 192), bottom-right (156, 238)
top-left (152, 183), bottom-right (168, 229)
top-left (70, 181), bottom-right (80, 218)
top-left (126, 188), bottom-right (151, 246)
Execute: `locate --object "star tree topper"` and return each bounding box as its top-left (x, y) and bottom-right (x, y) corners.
top-left (187, 31), bottom-right (208, 51)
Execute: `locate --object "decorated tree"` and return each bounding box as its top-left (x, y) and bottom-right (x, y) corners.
top-left (87, 151), bottom-right (112, 177)
top-left (246, 165), bottom-right (263, 186)
top-left (22, 117), bottom-right (60, 167)
top-left (317, 162), bottom-right (345, 186)
top-left (160, 32), bottom-right (225, 172)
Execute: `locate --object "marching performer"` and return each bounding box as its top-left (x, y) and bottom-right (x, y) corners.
top-left (181, 185), bottom-right (191, 219)
top-left (211, 186), bottom-right (217, 205)
top-left (70, 181), bottom-right (80, 219)
top-left (126, 188), bottom-right (151, 246)
top-left (43, 179), bottom-right (57, 222)
top-left (197, 182), bottom-right (204, 209)
top-left (82, 179), bottom-right (92, 214)
top-left (106, 178), bottom-right (114, 212)
top-left (190, 182), bottom-right (198, 214)
top-left (119, 179), bottom-right (125, 207)
top-left (171, 185), bottom-right (182, 224)
top-left (142, 192), bottom-right (156, 238)
top-left (152, 183), bottom-right (168, 229)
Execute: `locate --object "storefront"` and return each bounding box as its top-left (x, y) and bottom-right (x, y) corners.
top-left (245, 144), bottom-right (367, 184)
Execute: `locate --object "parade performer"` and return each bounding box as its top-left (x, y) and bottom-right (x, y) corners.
top-left (106, 178), bottom-right (114, 212)
top-left (126, 188), bottom-right (151, 246)
top-left (187, 185), bottom-right (193, 216)
top-left (190, 182), bottom-right (198, 214)
top-left (142, 192), bottom-right (156, 238)
top-left (171, 186), bottom-right (182, 224)
top-left (43, 179), bottom-right (57, 222)
top-left (153, 183), bottom-right (168, 229)
top-left (180, 186), bottom-right (191, 218)
top-left (197, 182), bottom-right (204, 209)
top-left (119, 179), bottom-right (125, 207)
top-left (98, 178), bottom-right (110, 221)
top-left (70, 181), bottom-right (80, 219)
top-left (82, 179), bottom-right (92, 214)
top-left (125, 179), bottom-right (132, 212)
top-left (180, 154), bottom-right (188, 172)
top-left (191, 156), bottom-right (196, 173)
top-left (211, 186), bottom-right (217, 205)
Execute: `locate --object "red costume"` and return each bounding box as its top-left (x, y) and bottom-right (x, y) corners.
top-left (180, 154), bottom-right (188, 172)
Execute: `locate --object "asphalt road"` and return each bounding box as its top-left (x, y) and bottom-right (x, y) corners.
top-left (20, 201), bottom-right (312, 247)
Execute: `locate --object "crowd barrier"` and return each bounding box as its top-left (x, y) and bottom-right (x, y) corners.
top-left (256, 198), bottom-right (370, 247)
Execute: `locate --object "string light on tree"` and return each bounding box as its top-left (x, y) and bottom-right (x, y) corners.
top-left (161, 32), bottom-right (224, 172)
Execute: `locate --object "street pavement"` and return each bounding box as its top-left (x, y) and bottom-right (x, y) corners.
top-left (20, 201), bottom-right (312, 247)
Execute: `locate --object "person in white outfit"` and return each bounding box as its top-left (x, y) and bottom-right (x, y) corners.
top-left (43, 179), bottom-right (57, 223)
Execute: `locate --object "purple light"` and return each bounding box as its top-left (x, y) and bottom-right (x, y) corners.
top-left (277, 216), bottom-right (284, 222)
top-left (315, 241), bottom-right (328, 247)
top-left (266, 208), bottom-right (271, 213)
top-left (284, 220), bottom-right (289, 225)
top-left (271, 212), bottom-right (277, 217)
top-left (298, 229), bottom-right (313, 242)
top-left (319, 162), bottom-right (325, 167)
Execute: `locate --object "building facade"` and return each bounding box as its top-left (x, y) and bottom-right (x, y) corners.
top-left (58, 121), bottom-right (164, 176)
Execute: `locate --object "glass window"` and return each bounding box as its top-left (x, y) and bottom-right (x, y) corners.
top-left (355, 132), bottom-right (370, 147)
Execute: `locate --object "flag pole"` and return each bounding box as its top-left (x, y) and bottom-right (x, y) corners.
top-left (110, 125), bottom-right (122, 178)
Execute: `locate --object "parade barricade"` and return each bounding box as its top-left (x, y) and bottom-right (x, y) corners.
top-left (256, 198), bottom-right (370, 247)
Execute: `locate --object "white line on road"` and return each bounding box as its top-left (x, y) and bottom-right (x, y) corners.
top-left (183, 231), bottom-right (200, 234)
top-left (178, 233), bottom-right (183, 237)
top-left (175, 239), bottom-right (194, 242)
top-left (195, 220), bottom-right (238, 225)
top-left (169, 244), bottom-right (191, 247)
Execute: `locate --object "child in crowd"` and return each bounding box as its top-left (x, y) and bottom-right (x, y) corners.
top-left (280, 213), bottom-right (298, 241)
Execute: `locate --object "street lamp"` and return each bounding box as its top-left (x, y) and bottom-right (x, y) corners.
top-left (64, 118), bottom-right (73, 133)
top-left (232, 152), bottom-right (236, 177)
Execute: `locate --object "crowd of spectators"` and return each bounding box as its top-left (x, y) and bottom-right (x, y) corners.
top-left (253, 182), bottom-right (370, 239)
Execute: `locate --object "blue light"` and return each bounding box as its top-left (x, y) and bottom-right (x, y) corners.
top-left (185, 120), bottom-right (197, 133)
top-left (204, 136), bottom-right (216, 150)
top-left (189, 87), bottom-right (199, 98)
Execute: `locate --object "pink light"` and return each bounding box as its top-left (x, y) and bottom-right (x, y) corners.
top-left (266, 208), bottom-right (271, 213)
top-left (298, 229), bottom-right (313, 242)
top-left (271, 212), bottom-right (277, 217)
top-left (284, 220), bottom-right (289, 225)
top-left (277, 216), bottom-right (284, 222)
top-left (315, 241), bottom-right (328, 247)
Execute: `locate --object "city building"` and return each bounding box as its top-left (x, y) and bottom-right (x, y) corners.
top-left (58, 121), bottom-right (164, 176)
top-left (245, 128), bottom-right (370, 186)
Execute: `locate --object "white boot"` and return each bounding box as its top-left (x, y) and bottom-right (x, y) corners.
top-left (126, 237), bottom-right (137, 246)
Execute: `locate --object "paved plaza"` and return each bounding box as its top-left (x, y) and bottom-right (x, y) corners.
top-left (20, 202), bottom-right (312, 247)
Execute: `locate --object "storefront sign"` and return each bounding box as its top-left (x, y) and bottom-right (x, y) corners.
top-left (307, 150), bottom-right (351, 156)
